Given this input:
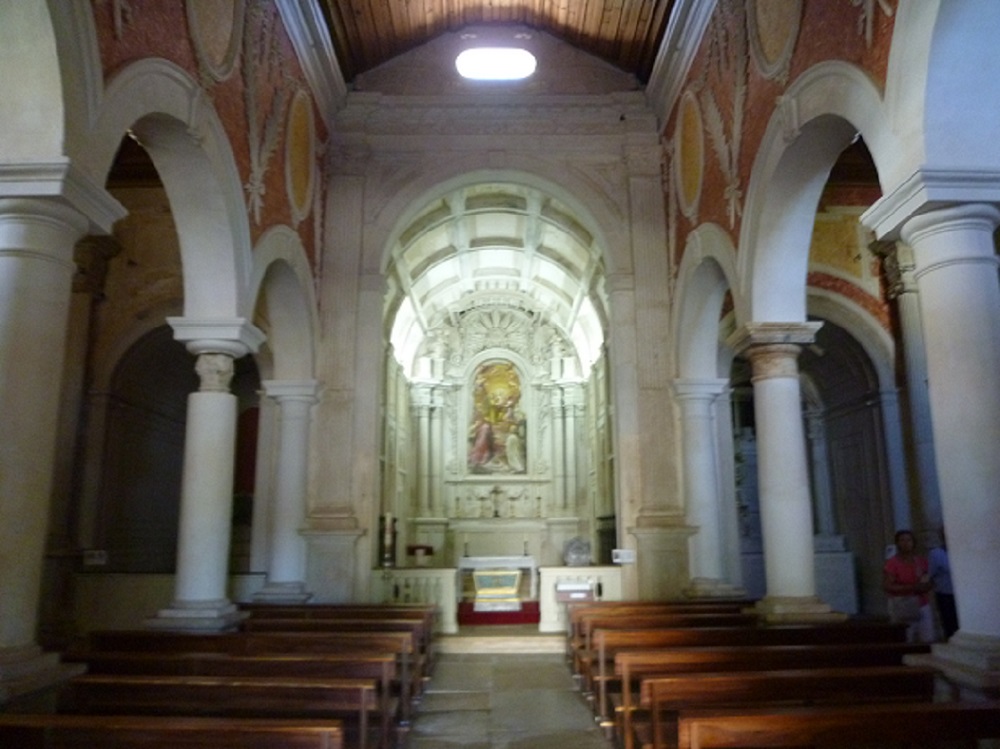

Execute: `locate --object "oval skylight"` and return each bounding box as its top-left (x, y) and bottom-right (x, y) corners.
top-left (455, 48), bottom-right (536, 81)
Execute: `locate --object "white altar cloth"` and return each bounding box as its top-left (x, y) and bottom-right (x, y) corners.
top-left (458, 555), bottom-right (538, 600)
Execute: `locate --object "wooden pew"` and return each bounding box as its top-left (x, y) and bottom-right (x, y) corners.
top-left (573, 612), bottom-right (759, 675)
top-left (581, 621), bottom-right (908, 708)
top-left (0, 713), bottom-right (344, 749)
top-left (675, 701), bottom-right (1000, 749)
top-left (61, 650), bottom-right (400, 744)
top-left (59, 674), bottom-right (379, 749)
top-left (611, 642), bottom-right (931, 749)
top-left (638, 666), bottom-right (938, 749)
top-left (75, 629), bottom-right (421, 725)
top-left (240, 617), bottom-right (434, 675)
top-left (565, 602), bottom-right (754, 663)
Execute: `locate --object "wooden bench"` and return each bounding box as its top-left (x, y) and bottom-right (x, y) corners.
top-left (75, 629), bottom-right (421, 725)
top-left (571, 612), bottom-right (759, 678)
top-left (611, 642), bottom-right (931, 749)
top-left (61, 650), bottom-right (400, 744)
top-left (59, 674), bottom-right (379, 749)
top-left (0, 713), bottom-right (344, 749)
top-left (675, 701), bottom-right (1000, 749)
top-left (582, 621), bottom-right (909, 709)
top-left (565, 603), bottom-right (754, 664)
top-left (638, 666), bottom-right (938, 749)
top-left (240, 617), bottom-right (434, 674)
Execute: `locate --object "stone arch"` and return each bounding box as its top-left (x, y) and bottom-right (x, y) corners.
top-left (250, 226), bottom-right (319, 381)
top-left (673, 223), bottom-right (741, 379)
top-left (83, 58), bottom-right (252, 320)
top-left (885, 2), bottom-right (1000, 179)
top-left (368, 161), bottom-right (627, 279)
top-left (805, 290), bottom-right (895, 392)
top-left (739, 61), bottom-right (895, 323)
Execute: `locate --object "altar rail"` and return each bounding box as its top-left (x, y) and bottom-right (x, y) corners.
top-left (374, 568), bottom-right (460, 634)
top-left (374, 565), bottom-right (624, 634)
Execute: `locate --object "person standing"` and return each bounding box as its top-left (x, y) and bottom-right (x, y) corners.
top-left (883, 529), bottom-right (934, 643)
top-left (928, 530), bottom-right (958, 639)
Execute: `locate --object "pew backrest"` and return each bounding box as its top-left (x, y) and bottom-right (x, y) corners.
top-left (676, 701), bottom-right (1000, 749)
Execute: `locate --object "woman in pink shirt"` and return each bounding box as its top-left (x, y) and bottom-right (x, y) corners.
top-left (883, 529), bottom-right (934, 643)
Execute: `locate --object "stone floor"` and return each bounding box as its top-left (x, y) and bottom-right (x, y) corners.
top-left (410, 631), bottom-right (609, 749)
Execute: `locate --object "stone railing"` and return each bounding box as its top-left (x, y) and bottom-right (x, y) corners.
top-left (373, 567), bottom-right (460, 633)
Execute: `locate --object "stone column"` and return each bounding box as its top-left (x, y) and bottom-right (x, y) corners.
top-left (552, 387), bottom-right (567, 511)
top-left (413, 386), bottom-right (431, 517)
top-left (875, 241), bottom-right (940, 532)
top-left (254, 380), bottom-right (318, 603)
top-left (429, 387), bottom-right (444, 517)
top-left (804, 408), bottom-right (836, 536)
top-left (900, 204), bottom-right (1000, 689)
top-left (674, 379), bottom-right (746, 598)
top-left (148, 319), bottom-right (263, 630)
top-left (728, 323), bottom-right (844, 622)
top-left (0, 198), bottom-right (94, 700)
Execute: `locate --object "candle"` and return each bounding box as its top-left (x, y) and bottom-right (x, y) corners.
top-left (384, 512), bottom-right (393, 548)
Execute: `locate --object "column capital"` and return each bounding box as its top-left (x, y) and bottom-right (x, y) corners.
top-left (861, 167), bottom-right (1000, 240)
top-left (0, 161), bottom-right (126, 234)
top-left (900, 203), bottom-right (1000, 280)
top-left (167, 317), bottom-right (265, 358)
top-left (672, 378), bottom-right (730, 401)
top-left (726, 321), bottom-right (823, 357)
top-left (261, 379), bottom-right (320, 402)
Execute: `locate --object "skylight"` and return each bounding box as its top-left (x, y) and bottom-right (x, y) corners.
top-left (455, 48), bottom-right (536, 81)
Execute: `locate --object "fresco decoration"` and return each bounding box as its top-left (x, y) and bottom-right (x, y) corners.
top-left (187, 0), bottom-right (245, 85)
top-left (98, 0), bottom-right (135, 40)
top-left (285, 87), bottom-right (316, 227)
top-left (746, 0), bottom-right (800, 83)
top-left (674, 89), bottom-right (705, 221)
top-left (697, 1), bottom-right (748, 229)
top-left (852, 0), bottom-right (894, 49)
top-left (243, 0), bottom-right (293, 225)
top-left (468, 361), bottom-right (527, 476)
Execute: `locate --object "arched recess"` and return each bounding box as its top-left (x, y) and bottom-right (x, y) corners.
top-left (740, 61), bottom-right (896, 324)
top-left (376, 172), bottom-right (618, 569)
top-left (83, 58), bottom-right (253, 320)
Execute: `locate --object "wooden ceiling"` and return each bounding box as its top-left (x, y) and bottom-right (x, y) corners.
top-left (316, 0), bottom-right (676, 84)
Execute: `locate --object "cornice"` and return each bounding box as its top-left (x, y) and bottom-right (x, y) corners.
top-left (276, 0), bottom-right (347, 126)
top-left (862, 167), bottom-right (1000, 240)
top-left (645, 0), bottom-right (717, 131)
top-left (0, 160), bottom-right (126, 233)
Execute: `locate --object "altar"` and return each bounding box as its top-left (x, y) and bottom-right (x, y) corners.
top-left (458, 555), bottom-right (539, 601)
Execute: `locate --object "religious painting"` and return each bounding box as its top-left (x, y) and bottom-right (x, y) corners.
top-left (468, 361), bottom-right (526, 475)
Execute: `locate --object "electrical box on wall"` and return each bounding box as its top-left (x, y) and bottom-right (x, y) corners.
top-left (611, 548), bottom-right (636, 564)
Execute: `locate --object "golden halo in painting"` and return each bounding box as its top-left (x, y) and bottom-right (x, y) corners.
top-left (187, 0), bottom-right (244, 83)
top-left (747, 0), bottom-right (801, 82)
top-left (674, 89), bottom-right (704, 221)
top-left (285, 88), bottom-right (316, 226)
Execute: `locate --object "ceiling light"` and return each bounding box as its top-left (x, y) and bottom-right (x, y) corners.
top-left (456, 48), bottom-right (536, 81)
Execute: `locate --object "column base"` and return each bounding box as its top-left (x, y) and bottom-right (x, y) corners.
top-left (682, 577), bottom-right (748, 600)
top-left (904, 631), bottom-right (1000, 699)
top-left (0, 645), bottom-right (84, 705)
top-left (145, 599), bottom-right (247, 632)
top-left (753, 595), bottom-right (848, 624)
top-left (252, 581), bottom-right (314, 604)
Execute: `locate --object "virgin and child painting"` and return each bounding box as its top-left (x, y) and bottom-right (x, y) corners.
top-left (468, 361), bottom-right (527, 474)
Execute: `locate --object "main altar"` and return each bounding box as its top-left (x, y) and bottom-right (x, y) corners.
top-left (458, 555), bottom-right (539, 609)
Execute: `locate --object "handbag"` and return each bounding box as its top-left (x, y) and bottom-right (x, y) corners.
top-left (888, 595), bottom-right (922, 623)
